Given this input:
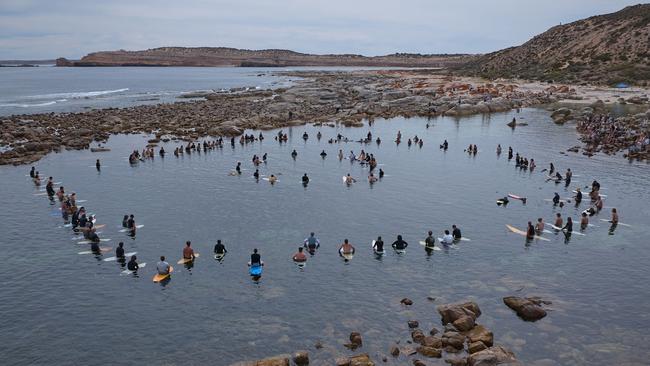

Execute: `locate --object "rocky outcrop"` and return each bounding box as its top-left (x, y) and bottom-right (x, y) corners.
top-left (503, 296), bottom-right (549, 321)
top-left (467, 346), bottom-right (520, 366)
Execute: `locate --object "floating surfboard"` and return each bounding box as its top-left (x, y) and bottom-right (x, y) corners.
top-left (77, 238), bottom-right (111, 244)
top-left (103, 252), bottom-right (137, 262)
top-left (119, 224), bottom-right (144, 233)
top-left (371, 240), bottom-right (385, 255)
top-left (599, 219), bottom-right (631, 227)
top-left (544, 223), bottom-right (586, 236)
top-left (544, 198), bottom-right (569, 203)
top-left (78, 247), bottom-right (111, 255)
top-left (262, 177), bottom-right (278, 182)
top-left (76, 200), bottom-right (87, 203)
top-left (177, 252), bottom-right (200, 264)
top-left (249, 264), bottom-right (263, 276)
top-left (507, 194), bottom-right (526, 201)
top-left (574, 190), bottom-right (607, 198)
top-left (393, 248), bottom-right (406, 254)
top-left (418, 240), bottom-right (441, 251)
top-left (121, 262), bottom-right (146, 275)
top-left (33, 192), bottom-right (48, 196)
top-left (153, 266), bottom-right (174, 282)
top-left (214, 253), bottom-right (226, 260)
top-left (506, 224), bottom-right (550, 241)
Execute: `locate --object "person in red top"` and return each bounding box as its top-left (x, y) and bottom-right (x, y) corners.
top-left (182, 241), bottom-right (195, 260)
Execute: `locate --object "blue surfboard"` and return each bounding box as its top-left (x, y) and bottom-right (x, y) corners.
top-left (249, 264), bottom-right (263, 276)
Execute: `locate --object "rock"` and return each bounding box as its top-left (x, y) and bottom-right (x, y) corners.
top-left (464, 325), bottom-right (493, 347)
top-left (427, 296), bottom-right (436, 302)
top-left (429, 327), bottom-right (439, 336)
top-left (413, 360), bottom-right (427, 366)
top-left (292, 351), bottom-right (309, 366)
top-left (349, 353), bottom-right (375, 366)
top-left (336, 357), bottom-right (351, 366)
top-left (468, 341), bottom-right (488, 354)
top-left (445, 357), bottom-right (468, 366)
top-left (551, 107), bottom-right (572, 124)
top-left (401, 298), bottom-right (414, 306)
top-left (350, 332), bottom-right (363, 347)
top-left (442, 331), bottom-right (465, 350)
top-left (467, 346), bottom-right (519, 366)
top-left (390, 345), bottom-right (400, 356)
top-left (437, 302), bottom-right (482, 325)
top-left (417, 346), bottom-right (442, 358)
top-left (452, 315), bottom-right (476, 332)
top-left (411, 329), bottom-right (426, 343)
top-left (314, 341), bottom-right (323, 349)
top-left (503, 297), bottom-right (547, 321)
top-left (230, 354), bottom-right (290, 366)
top-left (408, 320), bottom-right (420, 328)
top-left (421, 336), bottom-right (442, 348)
top-left (401, 346), bottom-right (417, 356)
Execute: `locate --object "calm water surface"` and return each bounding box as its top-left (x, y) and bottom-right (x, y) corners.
top-left (1, 109), bottom-right (649, 365)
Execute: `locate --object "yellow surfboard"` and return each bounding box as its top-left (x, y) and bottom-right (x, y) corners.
top-left (153, 266), bottom-right (174, 283)
top-left (177, 253), bottom-right (200, 264)
top-left (506, 224), bottom-right (550, 241)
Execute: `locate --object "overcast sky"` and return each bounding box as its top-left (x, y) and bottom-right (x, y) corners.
top-left (0, 0), bottom-right (643, 59)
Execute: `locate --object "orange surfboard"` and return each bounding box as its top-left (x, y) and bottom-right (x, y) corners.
top-left (153, 266), bottom-right (174, 282)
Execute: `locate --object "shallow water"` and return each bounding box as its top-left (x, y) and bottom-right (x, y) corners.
top-left (1, 108), bottom-right (649, 365)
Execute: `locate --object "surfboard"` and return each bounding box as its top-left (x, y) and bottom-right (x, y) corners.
top-left (121, 262), bottom-right (146, 275)
top-left (418, 240), bottom-right (441, 251)
top-left (78, 247), bottom-right (111, 254)
top-left (506, 224), bottom-right (550, 241)
top-left (76, 200), bottom-right (87, 203)
top-left (103, 252), bottom-right (137, 262)
top-left (177, 252), bottom-right (200, 264)
top-left (119, 224), bottom-right (144, 233)
top-left (599, 219), bottom-right (631, 227)
top-left (544, 198), bottom-right (568, 203)
top-left (249, 264), bottom-right (263, 276)
top-left (544, 223), bottom-right (586, 236)
top-left (33, 192), bottom-right (48, 196)
top-left (574, 190), bottom-right (607, 198)
top-left (77, 238), bottom-right (111, 244)
top-left (93, 224), bottom-right (106, 229)
top-left (507, 194), bottom-right (526, 200)
top-left (371, 240), bottom-right (385, 255)
top-left (394, 248), bottom-right (406, 254)
top-left (214, 253), bottom-right (226, 260)
top-left (153, 266), bottom-right (174, 282)
top-left (262, 177), bottom-right (278, 182)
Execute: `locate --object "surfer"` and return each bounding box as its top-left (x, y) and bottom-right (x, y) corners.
top-left (156, 256), bottom-right (171, 275)
top-left (302, 173), bottom-right (310, 184)
top-left (214, 240), bottom-right (227, 255)
top-left (452, 225), bottom-right (462, 240)
top-left (562, 217), bottom-right (573, 233)
top-left (127, 215), bottom-right (136, 235)
top-left (424, 231), bottom-right (435, 248)
top-left (182, 241), bottom-right (196, 261)
top-left (292, 247), bottom-right (307, 262)
top-left (320, 150), bottom-right (327, 157)
top-left (291, 149), bottom-right (298, 158)
top-left (574, 188), bottom-right (583, 203)
top-left (338, 239), bottom-right (355, 256)
top-left (580, 212), bottom-right (589, 229)
top-left (595, 196), bottom-right (604, 211)
top-left (127, 255), bottom-right (139, 271)
top-left (29, 167), bottom-right (35, 178)
top-left (392, 235), bottom-right (408, 250)
top-left (535, 218), bottom-right (545, 233)
top-left (56, 187), bottom-right (65, 201)
top-left (253, 169), bottom-right (260, 179)
top-left (303, 233), bottom-right (320, 252)
top-left (552, 193), bottom-right (560, 205)
top-left (45, 177), bottom-right (55, 198)
top-left (116, 242), bottom-right (125, 259)
top-left (526, 222), bottom-right (535, 239)
top-left (249, 249), bottom-right (263, 266)
top-left (122, 215), bottom-right (129, 228)
top-left (373, 236), bottom-right (384, 252)
top-left (610, 208), bottom-right (619, 224)
top-left (87, 228), bottom-right (100, 243)
top-left (441, 230), bottom-right (454, 245)
top-left (338, 150), bottom-right (344, 160)
top-left (554, 213), bottom-right (563, 228)
top-left (268, 175), bottom-right (277, 184)
top-left (379, 169), bottom-right (385, 178)
top-left (96, 159), bottom-right (101, 170)
top-left (344, 174), bottom-right (356, 184)
top-left (368, 173), bottom-right (378, 183)
top-left (235, 162), bottom-right (241, 175)
top-left (90, 240), bottom-right (101, 254)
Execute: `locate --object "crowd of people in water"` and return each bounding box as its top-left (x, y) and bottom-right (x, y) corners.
top-left (30, 127), bottom-right (625, 281)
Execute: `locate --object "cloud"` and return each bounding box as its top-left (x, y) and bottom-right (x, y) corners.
top-left (0, 0), bottom-right (643, 59)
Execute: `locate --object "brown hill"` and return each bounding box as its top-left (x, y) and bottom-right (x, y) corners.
top-left (57, 47), bottom-right (473, 68)
top-left (456, 4), bottom-right (650, 85)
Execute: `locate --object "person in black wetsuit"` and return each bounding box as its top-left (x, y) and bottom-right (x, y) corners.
top-left (373, 236), bottom-right (384, 252)
top-left (45, 177), bottom-right (55, 198)
top-left (122, 215), bottom-right (129, 228)
top-left (302, 174), bottom-right (309, 184)
top-left (575, 188), bottom-right (582, 204)
top-left (116, 242), bottom-right (125, 259)
top-left (96, 159), bottom-right (101, 170)
top-left (452, 225), bottom-right (462, 240)
top-left (392, 235), bottom-right (408, 250)
top-left (291, 150), bottom-right (298, 158)
top-left (127, 255), bottom-right (139, 271)
top-left (29, 167), bottom-right (35, 178)
top-left (235, 162), bottom-right (241, 175)
top-left (320, 150), bottom-right (327, 158)
top-left (214, 240), bottom-right (227, 255)
top-left (91, 241), bottom-right (100, 253)
top-left (249, 249), bottom-right (262, 266)
top-left (552, 193), bottom-right (560, 205)
top-left (526, 221), bottom-right (535, 240)
top-left (127, 215), bottom-right (136, 235)
top-left (424, 231), bottom-right (436, 248)
top-left (87, 229), bottom-right (100, 243)
top-left (78, 213), bottom-right (88, 229)
top-left (562, 217), bottom-right (573, 234)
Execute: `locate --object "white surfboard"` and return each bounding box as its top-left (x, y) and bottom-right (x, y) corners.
top-left (599, 219), bottom-right (631, 227)
top-left (419, 240), bottom-right (442, 251)
top-left (77, 238), bottom-right (111, 244)
top-left (545, 223), bottom-right (586, 235)
top-left (78, 247), bottom-right (111, 254)
top-left (119, 225), bottom-right (144, 232)
top-left (103, 252), bottom-right (137, 262)
top-left (121, 262), bottom-right (147, 275)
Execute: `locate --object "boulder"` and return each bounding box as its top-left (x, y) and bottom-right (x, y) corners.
top-left (442, 331), bottom-right (465, 350)
top-left (390, 345), bottom-right (400, 356)
top-left (349, 353), bottom-right (375, 366)
top-left (503, 297), bottom-right (547, 321)
top-left (408, 320), bottom-right (420, 329)
top-left (445, 357), bottom-right (468, 366)
top-left (421, 336), bottom-right (442, 348)
top-left (417, 346), bottom-right (442, 358)
top-left (413, 360), bottom-right (427, 366)
top-left (401, 298), bottom-right (414, 306)
top-left (412, 330), bottom-right (426, 343)
top-left (437, 302), bottom-right (482, 325)
top-left (464, 325), bottom-right (493, 347)
top-left (292, 351), bottom-right (309, 366)
top-left (453, 315), bottom-right (476, 332)
top-left (468, 341), bottom-right (488, 354)
top-left (467, 346), bottom-right (520, 366)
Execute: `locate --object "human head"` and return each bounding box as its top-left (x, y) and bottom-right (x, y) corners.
top-left (160, 256), bottom-right (165, 261)
top-left (428, 231), bottom-right (432, 236)
top-left (612, 208), bottom-right (617, 213)
top-left (452, 225), bottom-right (457, 229)
top-left (537, 218), bottom-right (542, 222)
top-left (118, 242), bottom-right (124, 248)
top-left (444, 230), bottom-right (450, 235)
top-left (556, 213), bottom-right (561, 218)
top-left (186, 241), bottom-right (191, 247)
top-left (344, 239), bottom-right (349, 244)
top-left (298, 247), bottom-right (303, 252)
top-left (582, 212), bottom-right (587, 217)
top-left (310, 232), bottom-right (314, 237)
top-left (217, 239), bottom-right (221, 244)
top-left (131, 255), bottom-right (136, 261)
top-left (397, 235), bottom-right (402, 240)
top-left (253, 248), bottom-right (258, 253)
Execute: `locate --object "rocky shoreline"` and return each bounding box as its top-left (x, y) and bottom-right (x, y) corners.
top-left (231, 297), bottom-right (553, 366)
top-left (0, 69), bottom-right (570, 166)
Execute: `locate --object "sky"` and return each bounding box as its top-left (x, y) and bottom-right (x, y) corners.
top-left (0, 0), bottom-right (644, 59)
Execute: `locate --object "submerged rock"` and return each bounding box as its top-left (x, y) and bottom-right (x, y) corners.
top-left (503, 296), bottom-right (548, 321)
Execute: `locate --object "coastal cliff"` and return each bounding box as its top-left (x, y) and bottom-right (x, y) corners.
top-left (455, 4), bottom-right (650, 85)
top-left (56, 47), bottom-right (473, 68)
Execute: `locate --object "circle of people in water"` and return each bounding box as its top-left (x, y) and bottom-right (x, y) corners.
top-left (30, 128), bottom-right (623, 283)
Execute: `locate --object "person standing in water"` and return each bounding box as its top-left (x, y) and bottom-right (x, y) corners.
top-left (452, 225), bottom-right (462, 240)
top-left (156, 256), bottom-right (171, 275)
top-left (373, 236), bottom-right (384, 252)
top-left (96, 159), bottom-right (101, 170)
top-left (554, 213), bottom-right (563, 228)
top-left (580, 212), bottom-right (589, 230)
top-left (526, 221), bottom-right (535, 240)
top-left (441, 230), bottom-right (454, 245)
top-left (303, 232), bottom-right (320, 252)
top-left (127, 255), bottom-right (139, 271)
top-left (610, 208), bottom-right (619, 224)
top-left (535, 218), bottom-right (545, 233)
top-left (214, 240), bottom-right (227, 256)
top-left (182, 241), bottom-right (196, 261)
top-left (338, 239), bottom-right (355, 256)
top-left (562, 217), bottom-right (573, 233)
top-left (292, 247), bottom-right (307, 262)
top-left (424, 231), bottom-right (436, 248)
top-left (392, 235), bottom-right (408, 250)
top-left (249, 249), bottom-right (263, 266)
top-left (302, 173), bottom-right (309, 184)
